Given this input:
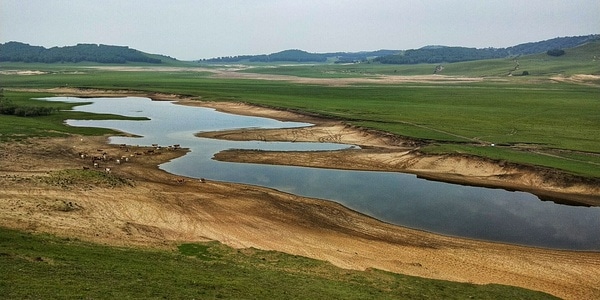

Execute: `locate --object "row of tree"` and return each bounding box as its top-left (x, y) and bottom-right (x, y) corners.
top-left (201, 49), bottom-right (399, 63)
top-left (0, 90), bottom-right (56, 117)
top-left (202, 35), bottom-right (598, 65)
top-left (374, 47), bottom-right (508, 64)
top-left (0, 42), bottom-right (162, 64)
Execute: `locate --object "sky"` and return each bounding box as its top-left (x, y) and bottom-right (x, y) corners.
top-left (1, 0), bottom-right (599, 60)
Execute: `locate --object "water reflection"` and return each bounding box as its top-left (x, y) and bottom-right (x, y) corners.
top-left (42, 97), bottom-right (600, 250)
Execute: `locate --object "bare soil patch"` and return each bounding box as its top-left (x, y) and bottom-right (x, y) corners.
top-left (87, 65), bottom-right (485, 86)
top-left (551, 74), bottom-right (600, 87)
top-left (1, 135), bottom-right (599, 299)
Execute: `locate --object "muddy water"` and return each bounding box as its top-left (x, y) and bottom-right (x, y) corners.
top-left (44, 97), bottom-right (600, 250)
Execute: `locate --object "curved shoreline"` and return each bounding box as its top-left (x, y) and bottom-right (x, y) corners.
top-left (14, 87), bottom-right (600, 207)
top-left (192, 100), bottom-right (600, 207)
top-left (3, 88), bottom-right (600, 299)
top-left (1, 135), bottom-right (600, 300)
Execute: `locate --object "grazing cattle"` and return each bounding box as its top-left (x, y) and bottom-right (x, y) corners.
top-left (116, 159), bottom-right (121, 165)
top-left (93, 162), bottom-right (99, 168)
top-left (199, 178), bottom-right (206, 183)
top-left (175, 178), bottom-right (185, 184)
top-left (82, 166), bottom-right (90, 170)
top-left (104, 167), bottom-right (111, 174)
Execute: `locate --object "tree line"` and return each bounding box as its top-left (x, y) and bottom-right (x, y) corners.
top-left (374, 34), bottom-right (599, 65)
top-left (0, 89), bottom-right (56, 117)
top-left (201, 49), bottom-right (399, 63)
top-left (374, 47), bottom-right (508, 64)
top-left (0, 42), bottom-right (162, 64)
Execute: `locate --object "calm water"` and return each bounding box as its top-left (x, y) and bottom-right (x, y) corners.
top-left (43, 97), bottom-right (600, 250)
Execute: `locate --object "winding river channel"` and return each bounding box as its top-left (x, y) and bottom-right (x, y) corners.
top-left (44, 96), bottom-right (600, 251)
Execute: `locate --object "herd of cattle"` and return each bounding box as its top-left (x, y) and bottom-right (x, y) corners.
top-left (77, 143), bottom-right (204, 184)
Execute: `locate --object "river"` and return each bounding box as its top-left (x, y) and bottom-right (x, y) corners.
top-left (42, 96), bottom-right (600, 250)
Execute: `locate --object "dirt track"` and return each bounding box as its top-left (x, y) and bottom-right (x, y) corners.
top-left (1, 88), bottom-right (600, 299)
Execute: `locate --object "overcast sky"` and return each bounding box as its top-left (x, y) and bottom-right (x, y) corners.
top-left (1, 0), bottom-right (598, 60)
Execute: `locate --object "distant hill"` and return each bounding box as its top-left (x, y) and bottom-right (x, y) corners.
top-left (201, 49), bottom-right (400, 64)
top-left (3, 34), bottom-right (598, 65)
top-left (201, 35), bottom-right (599, 64)
top-left (374, 35), bottom-right (600, 64)
top-left (0, 42), bottom-right (164, 64)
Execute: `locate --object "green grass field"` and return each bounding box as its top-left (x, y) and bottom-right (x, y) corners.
top-left (0, 227), bottom-right (558, 299)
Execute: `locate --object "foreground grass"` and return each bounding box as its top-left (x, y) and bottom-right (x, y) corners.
top-left (0, 227), bottom-right (557, 299)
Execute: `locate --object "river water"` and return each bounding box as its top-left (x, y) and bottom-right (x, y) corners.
top-left (43, 96), bottom-right (600, 250)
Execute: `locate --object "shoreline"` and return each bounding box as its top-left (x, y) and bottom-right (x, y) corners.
top-left (2, 88), bottom-right (600, 298)
top-left (17, 86), bottom-right (599, 205)
top-left (2, 135), bottom-right (600, 299)
top-left (192, 99), bottom-right (600, 207)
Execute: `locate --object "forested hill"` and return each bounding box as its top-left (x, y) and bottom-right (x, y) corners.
top-left (0, 42), bottom-right (163, 64)
top-left (201, 49), bottom-right (399, 63)
top-left (202, 34), bottom-right (599, 64)
top-left (374, 34), bottom-right (600, 64)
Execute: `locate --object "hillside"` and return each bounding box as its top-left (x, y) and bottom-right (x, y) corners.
top-left (0, 42), bottom-right (164, 64)
top-left (201, 49), bottom-right (399, 63)
top-left (201, 35), bottom-right (599, 64)
top-left (374, 35), bottom-right (600, 64)
top-left (442, 40), bottom-right (600, 77)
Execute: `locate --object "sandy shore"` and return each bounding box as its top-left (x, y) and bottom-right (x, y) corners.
top-left (193, 100), bottom-right (600, 207)
top-left (1, 88), bottom-right (600, 299)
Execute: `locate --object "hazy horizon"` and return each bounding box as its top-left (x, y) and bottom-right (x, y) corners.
top-left (1, 0), bottom-right (598, 60)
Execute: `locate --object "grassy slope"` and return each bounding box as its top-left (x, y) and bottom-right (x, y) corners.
top-left (236, 41), bottom-right (600, 77)
top-left (0, 227), bottom-right (557, 299)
